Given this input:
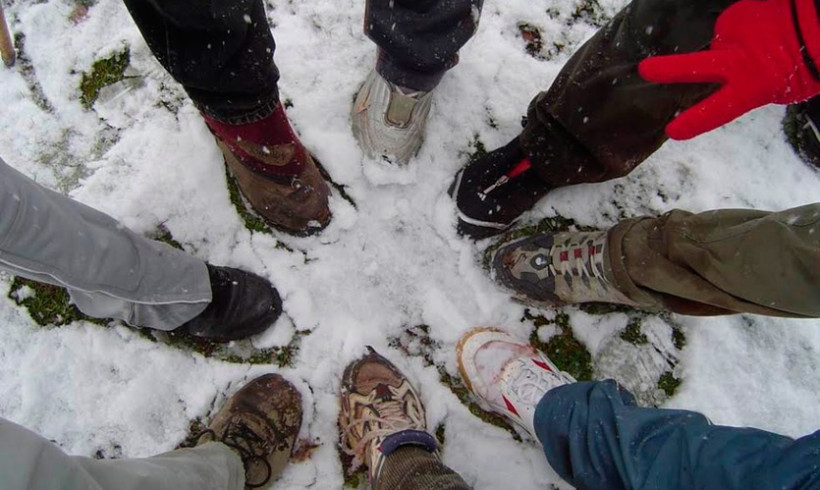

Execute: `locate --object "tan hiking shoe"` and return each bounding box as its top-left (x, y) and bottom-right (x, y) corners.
top-left (197, 374), bottom-right (303, 488)
top-left (339, 347), bottom-right (438, 483)
top-left (203, 103), bottom-right (332, 235)
top-left (352, 69), bottom-right (432, 165)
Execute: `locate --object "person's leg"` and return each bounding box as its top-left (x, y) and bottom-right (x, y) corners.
top-left (0, 373), bottom-right (302, 490)
top-left (376, 446), bottom-right (471, 490)
top-left (0, 418), bottom-right (244, 490)
top-left (535, 380), bottom-right (820, 490)
top-left (490, 203), bottom-right (820, 317)
top-left (0, 158), bottom-right (210, 330)
top-left (121, 0), bottom-right (278, 121)
top-left (457, 328), bottom-right (820, 490)
top-left (521, 0), bottom-right (737, 186)
top-left (451, 0), bottom-right (739, 239)
top-left (339, 349), bottom-right (470, 490)
top-left (365, 0), bottom-right (483, 92)
top-left (352, 0), bottom-right (483, 164)
top-left (606, 203), bottom-right (820, 316)
top-left (122, 0), bottom-right (331, 234)
top-left (0, 158), bottom-right (283, 340)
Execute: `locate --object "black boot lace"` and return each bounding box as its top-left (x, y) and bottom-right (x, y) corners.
top-left (198, 421), bottom-right (273, 488)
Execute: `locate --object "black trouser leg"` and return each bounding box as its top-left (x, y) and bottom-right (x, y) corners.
top-left (123, 0), bottom-right (280, 122)
top-left (365, 0), bottom-right (483, 91)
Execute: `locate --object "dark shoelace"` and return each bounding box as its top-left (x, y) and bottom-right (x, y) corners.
top-left (198, 423), bottom-right (273, 488)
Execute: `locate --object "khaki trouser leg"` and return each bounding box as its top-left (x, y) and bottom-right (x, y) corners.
top-left (0, 418), bottom-right (245, 490)
top-left (606, 204), bottom-right (820, 317)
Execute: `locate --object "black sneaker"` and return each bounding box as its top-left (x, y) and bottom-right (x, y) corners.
top-left (783, 96), bottom-right (820, 169)
top-left (448, 137), bottom-right (551, 240)
top-left (182, 265), bottom-right (282, 342)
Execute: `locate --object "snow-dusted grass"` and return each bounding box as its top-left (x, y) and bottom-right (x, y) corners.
top-left (0, 0), bottom-right (818, 488)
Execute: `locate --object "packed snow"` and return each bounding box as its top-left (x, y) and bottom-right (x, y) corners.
top-left (0, 0), bottom-right (818, 488)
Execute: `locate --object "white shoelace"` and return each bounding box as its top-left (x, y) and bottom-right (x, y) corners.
top-left (342, 398), bottom-right (418, 460)
top-left (506, 359), bottom-right (564, 407)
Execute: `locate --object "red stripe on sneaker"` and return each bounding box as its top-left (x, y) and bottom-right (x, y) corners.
top-left (532, 359), bottom-right (553, 372)
top-left (503, 395), bottom-right (519, 416)
top-left (573, 248), bottom-right (583, 259)
top-left (560, 251), bottom-right (568, 261)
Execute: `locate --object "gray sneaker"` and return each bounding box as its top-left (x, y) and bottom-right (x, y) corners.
top-left (491, 230), bottom-right (639, 307)
top-left (351, 69), bottom-right (433, 165)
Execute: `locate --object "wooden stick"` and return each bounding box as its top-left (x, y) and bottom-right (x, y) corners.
top-left (0, 2), bottom-right (15, 68)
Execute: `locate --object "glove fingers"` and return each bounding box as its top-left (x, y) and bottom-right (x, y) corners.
top-left (638, 51), bottom-right (733, 84)
top-left (665, 87), bottom-right (751, 140)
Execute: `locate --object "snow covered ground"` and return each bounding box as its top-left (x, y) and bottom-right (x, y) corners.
top-left (0, 0), bottom-right (819, 488)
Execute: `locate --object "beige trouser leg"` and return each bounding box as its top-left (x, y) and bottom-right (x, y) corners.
top-left (606, 204), bottom-right (820, 317)
top-left (0, 418), bottom-right (245, 490)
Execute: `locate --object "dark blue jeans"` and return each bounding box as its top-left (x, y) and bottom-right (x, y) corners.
top-left (535, 380), bottom-right (820, 490)
top-left (122, 0), bottom-right (481, 121)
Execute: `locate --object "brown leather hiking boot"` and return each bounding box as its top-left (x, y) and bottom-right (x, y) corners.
top-left (197, 374), bottom-right (303, 488)
top-left (203, 103), bottom-right (332, 235)
top-left (339, 348), bottom-right (438, 484)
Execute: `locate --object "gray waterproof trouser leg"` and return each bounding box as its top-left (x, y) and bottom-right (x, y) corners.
top-left (0, 418), bottom-right (245, 490)
top-left (0, 158), bottom-right (211, 330)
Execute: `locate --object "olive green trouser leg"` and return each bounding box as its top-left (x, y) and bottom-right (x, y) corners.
top-left (606, 204), bottom-right (820, 317)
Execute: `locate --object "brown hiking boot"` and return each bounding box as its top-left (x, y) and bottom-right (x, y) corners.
top-left (339, 347), bottom-right (438, 484)
top-left (203, 103), bottom-right (332, 235)
top-left (197, 374), bottom-right (303, 488)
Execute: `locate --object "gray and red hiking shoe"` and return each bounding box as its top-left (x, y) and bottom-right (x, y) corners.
top-left (197, 374), bottom-right (303, 488)
top-left (203, 103), bottom-right (331, 235)
top-left (339, 348), bottom-right (438, 484)
top-left (457, 327), bottom-right (574, 439)
top-left (448, 137), bottom-right (552, 240)
top-left (491, 229), bottom-right (638, 307)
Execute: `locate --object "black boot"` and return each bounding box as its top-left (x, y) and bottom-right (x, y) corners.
top-left (448, 137), bottom-right (551, 240)
top-left (783, 96), bottom-right (820, 169)
top-left (182, 265), bottom-right (282, 342)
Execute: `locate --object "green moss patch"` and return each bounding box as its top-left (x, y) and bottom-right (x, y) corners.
top-left (80, 48), bottom-right (130, 108)
top-left (620, 318), bottom-right (649, 345)
top-left (8, 277), bottom-right (106, 327)
top-left (658, 371), bottom-right (682, 397)
top-left (525, 310), bottom-right (593, 381)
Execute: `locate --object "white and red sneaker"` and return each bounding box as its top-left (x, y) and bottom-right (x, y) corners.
top-left (456, 327), bottom-right (575, 439)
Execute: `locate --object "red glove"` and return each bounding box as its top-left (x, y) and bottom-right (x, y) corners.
top-left (638, 0), bottom-right (820, 140)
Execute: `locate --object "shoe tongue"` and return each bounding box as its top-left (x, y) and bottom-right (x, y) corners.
top-left (386, 93), bottom-right (418, 127)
